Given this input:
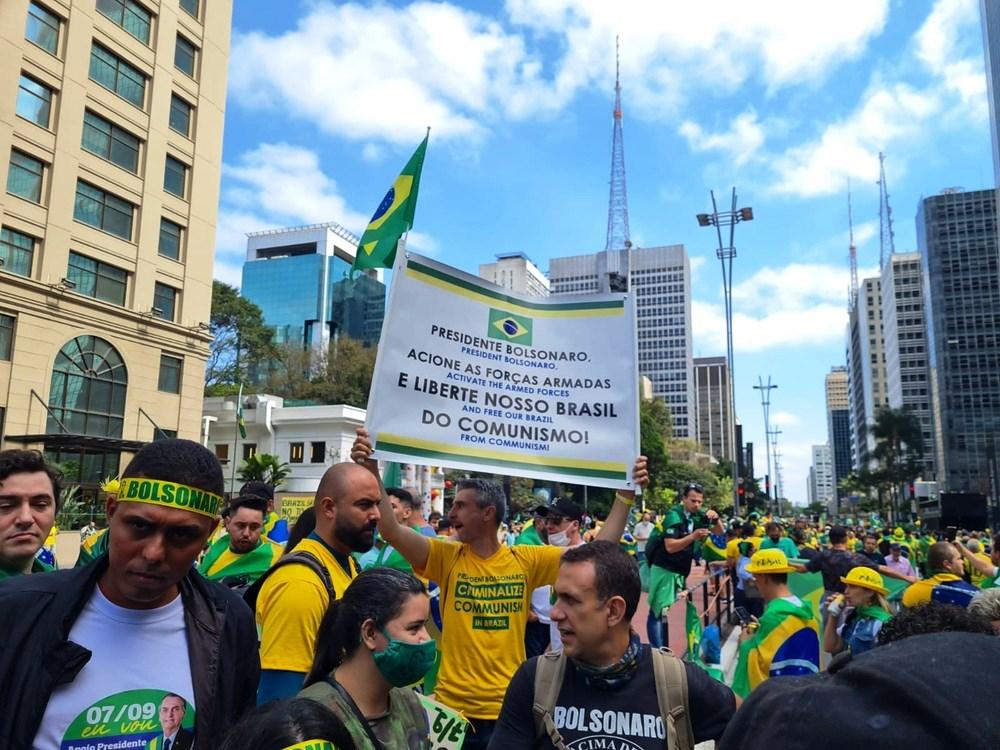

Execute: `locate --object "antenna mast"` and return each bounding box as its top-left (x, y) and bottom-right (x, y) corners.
top-left (604, 36), bottom-right (631, 252)
top-left (877, 151), bottom-right (896, 270)
top-left (848, 179), bottom-right (858, 310)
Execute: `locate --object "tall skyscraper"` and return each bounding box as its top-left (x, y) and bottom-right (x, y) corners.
top-left (810, 444), bottom-right (834, 512)
top-left (918, 188), bottom-right (1000, 492)
top-left (241, 223), bottom-right (386, 350)
top-left (478, 253), bottom-right (549, 297)
top-left (982, 0), bottom-right (1000, 188)
top-left (692, 356), bottom-right (734, 461)
top-left (826, 366), bottom-right (852, 502)
top-left (880, 252), bottom-right (935, 479)
top-left (0, 0), bottom-right (232, 493)
top-left (846, 277), bottom-right (888, 470)
top-left (549, 245), bottom-right (694, 438)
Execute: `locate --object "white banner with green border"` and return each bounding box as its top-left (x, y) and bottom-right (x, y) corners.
top-left (367, 252), bottom-right (640, 489)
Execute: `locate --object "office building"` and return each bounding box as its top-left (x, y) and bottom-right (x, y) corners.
top-left (880, 252), bottom-right (935, 479)
top-left (692, 356), bottom-right (734, 461)
top-left (549, 245), bottom-right (694, 438)
top-left (810, 443), bottom-right (834, 513)
top-left (241, 222), bottom-right (386, 350)
top-left (0, 0), bottom-right (233, 497)
top-left (826, 366), bottom-right (852, 502)
top-left (478, 252), bottom-right (549, 297)
top-left (918, 188), bottom-right (1000, 493)
top-left (846, 277), bottom-right (888, 470)
top-left (983, 0), bottom-right (1000, 189)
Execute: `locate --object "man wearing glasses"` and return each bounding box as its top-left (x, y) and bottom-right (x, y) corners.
top-left (645, 482), bottom-right (723, 647)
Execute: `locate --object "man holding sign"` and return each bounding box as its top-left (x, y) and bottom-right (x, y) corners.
top-left (351, 428), bottom-right (646, 750)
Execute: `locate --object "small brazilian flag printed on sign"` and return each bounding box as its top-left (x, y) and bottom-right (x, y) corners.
top-left (488, 309), bottom-right (532, 345)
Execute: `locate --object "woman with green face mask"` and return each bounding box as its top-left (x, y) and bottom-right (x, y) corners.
top-left (300, 568), bottom-right (436, 749)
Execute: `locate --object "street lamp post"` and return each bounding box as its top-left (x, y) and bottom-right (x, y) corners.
top-left (753, 376), bottom-right (777, 512)
top-left (697, 188), bottom-right (753, 516)
top-left (769, 427), bottom-right (783, 515)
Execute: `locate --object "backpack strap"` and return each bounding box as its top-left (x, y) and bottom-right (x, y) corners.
top-left (651, 647), bottom-right (694, 750)
top-left (243, 550), bottom-right (335, 611)
top-left (532, 652), bottom-right (570, 750)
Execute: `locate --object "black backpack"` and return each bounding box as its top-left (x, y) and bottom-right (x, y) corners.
top-left (243, 550), bottom-right (335, 612)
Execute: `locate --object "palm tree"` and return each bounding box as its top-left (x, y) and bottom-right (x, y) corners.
top-left (237, 453), bottom-right (291, 489)
top-left (871, 407), bottom-right (925, 522)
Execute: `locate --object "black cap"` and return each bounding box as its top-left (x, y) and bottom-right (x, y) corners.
top-left (540, 497), bottom-right (584, 522)
top-left (718, 632), bottom-right (1000, 750)
top-left (239, 480), bottom-right (273, 502)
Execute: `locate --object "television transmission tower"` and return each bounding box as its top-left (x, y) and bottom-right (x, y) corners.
top-left (605, 36), bottom-right (631, 252)
top-left (877, 151), bottom-right (896, 270)
top-left (848, 180), bottom-right (858, 310)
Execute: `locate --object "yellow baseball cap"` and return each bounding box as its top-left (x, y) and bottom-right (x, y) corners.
top-left (840, 566), bottom-right (888, 595)
top-left (746, 548), bottom-right (796, 574)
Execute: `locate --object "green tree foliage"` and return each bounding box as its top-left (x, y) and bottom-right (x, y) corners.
top-left (206, 281), bottom-right (277, 393)
top-left (260, 335), bottom-right (379, 408)
top-left (237, 453), bottom-right (291, 489)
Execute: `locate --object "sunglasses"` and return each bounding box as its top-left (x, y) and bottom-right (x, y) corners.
top-left (545, 515), bottom-right (568, 525)
top-left (683, 483), bottom-right (704, 494)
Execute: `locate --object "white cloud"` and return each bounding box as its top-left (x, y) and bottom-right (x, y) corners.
top-left (915, 0), bottom-right (987, 119)
top-left (678, 111), bottom-right (766, 167)
top-left (771, 411), bottom-right (801, 427)
top-left (361, 143), bottom-right (385, 162)
top-left (768, 83), bottom-right (939, 197)
top-left (213, 142), bottom-right (438, 284)
top-left (228, 0), bottom-right (889, 145)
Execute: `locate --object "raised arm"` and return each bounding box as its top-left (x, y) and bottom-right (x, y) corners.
top-left (595, 456), bottom-right (648, 543)
top-left (351, 427), bottom-right (430, 571)
top-left (956, 542), bottom-right (997, 578)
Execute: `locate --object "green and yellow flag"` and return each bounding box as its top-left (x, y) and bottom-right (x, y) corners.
top-left (352, 134), bottom-right (428, 273)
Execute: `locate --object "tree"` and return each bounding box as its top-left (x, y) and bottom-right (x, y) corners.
top-left (237, 454), bottom-right (291, 489)
top-left (871, 407), bottom-right (925, 522)
top-left (261, 335), bottom-right (378, 408)
top-left (205, 281), bottom-right (277, 394)
top-left (639, 397), bottom-right (673, 494)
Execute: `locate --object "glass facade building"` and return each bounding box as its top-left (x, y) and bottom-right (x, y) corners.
top-left (918, 189), bottom-right (1000, 493)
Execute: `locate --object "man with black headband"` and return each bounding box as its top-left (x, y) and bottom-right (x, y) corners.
top-left (0, 439), bottom-right (259, 749)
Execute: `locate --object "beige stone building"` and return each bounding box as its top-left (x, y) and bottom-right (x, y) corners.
top-left (0, 0), bottom-right (232, 497)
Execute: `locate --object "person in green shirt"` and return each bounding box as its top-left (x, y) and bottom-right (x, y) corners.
top-left (759, 521), bottom-right (799, 560)
top-left (199, 494), bottom-right (283, 590)
top-left (0, 449), bottom-right (59, 580)
top-left (514, 509), bottom-right (546, 546)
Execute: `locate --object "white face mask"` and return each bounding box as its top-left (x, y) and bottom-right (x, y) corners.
top-left (548, 529), bottom-right (571, 547)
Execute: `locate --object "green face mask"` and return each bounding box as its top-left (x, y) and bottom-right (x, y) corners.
top-left (371, 629), bottom-right (436, 687)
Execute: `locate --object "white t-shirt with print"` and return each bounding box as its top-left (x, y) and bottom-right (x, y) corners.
top-left (33, 585), bottom-right (196, 750)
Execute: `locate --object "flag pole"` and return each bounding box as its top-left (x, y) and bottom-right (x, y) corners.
top-left (231, 383), bottom-right (242, 497)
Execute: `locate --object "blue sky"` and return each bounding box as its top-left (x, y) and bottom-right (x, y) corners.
top-left (214, 0), bottom-right (993, 501)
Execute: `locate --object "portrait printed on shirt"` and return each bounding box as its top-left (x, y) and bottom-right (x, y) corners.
top-left (59, 689), bottom-right (195, 750)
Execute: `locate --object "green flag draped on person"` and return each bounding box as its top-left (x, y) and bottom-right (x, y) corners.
top-left (352, 133), bottom-right (429, 273)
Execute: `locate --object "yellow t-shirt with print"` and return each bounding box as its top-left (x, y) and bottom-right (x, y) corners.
top-left (726, 536), bottom-right (761, 562)
top-left (417, 537), bottom-right (562, 719)
top-left (256, 536), bottom-right (359, 672)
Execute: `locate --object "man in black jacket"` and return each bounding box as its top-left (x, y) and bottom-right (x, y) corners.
top-left (0, 439), bottom-right (259, 749)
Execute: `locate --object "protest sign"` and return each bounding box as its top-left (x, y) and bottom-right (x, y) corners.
top-left (277, 494), bottom-right (312, 524)
top-left (418, 693), bottom-right (468, 749)
top-left (366, 253), bottom-right (639, 489)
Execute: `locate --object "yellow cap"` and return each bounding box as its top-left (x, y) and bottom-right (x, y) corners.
top-left (746, 548), bottom-right (796, 574)
top-left (840, 566), bottom-right (888, 595)
top-left (892, 527), bottom-right (906, 541)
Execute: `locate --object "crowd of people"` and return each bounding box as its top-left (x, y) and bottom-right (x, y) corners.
top-left (1, 432), bottom-right (999, 750)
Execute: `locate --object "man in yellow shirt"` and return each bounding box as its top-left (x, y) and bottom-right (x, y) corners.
top-left (254, 462), bottom-right (381, 703)
top-left (902, 542), bottom-right (978, 608)
top-left (350, 428), bottom-right (646, 750)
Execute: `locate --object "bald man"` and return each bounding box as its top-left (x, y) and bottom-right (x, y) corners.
top-left (255, 462), bottom-right (381, 702)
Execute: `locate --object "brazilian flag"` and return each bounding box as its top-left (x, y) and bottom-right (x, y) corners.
top-left (352, 134), bottom-right (428, 272)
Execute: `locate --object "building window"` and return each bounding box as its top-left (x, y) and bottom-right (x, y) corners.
top-left (0, 314), bottom-right (13, 360)
top-left (174, 35), bottom-right (197, 77)
top-left (169, 94), bottom-right (192, 136)
top-left (310, 441), bottom-right (325, 464)
top-left (81, 110), bottom-right (140, 173)
top-left (0, 228), bottom-right (35, 277)
top-left (47, 335), bottom-right (127, 437)
top-left (153, 282), bottom-right (177, 321)
top-left (163, 155), bottom-right (187, 198)
top-left (158, 218), bottom-right (182, 260)
top-left (89, 43), bottom-right (146, 108)
top-left (179, 0), bottom-right (199, 19)
top-left (215, 444), bottom-right (229, 463)
top-left (158, 353), bottom-right (181, 393)
top-left (26, 2), bottom-right (60, 55)
top-left (7, 151), bottom-right (44, 203)
top-left (67, 251), bottom-right (127, 306)
top-left (15, 74), bottom-right (53, 128)
top-left (73, 181), bottom-right (133, 240)
top-left (153, 428), bottom-right (177, 441)
top-left (95, 0), bottom-right (151, 44)
top-left (243, 443), bottom-right (257, 460)
top-left (289, 442), bottom-right (304, 463)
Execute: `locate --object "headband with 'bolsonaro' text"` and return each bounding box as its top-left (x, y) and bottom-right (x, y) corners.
top-left (117, 477), bottom-right (223, 519)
